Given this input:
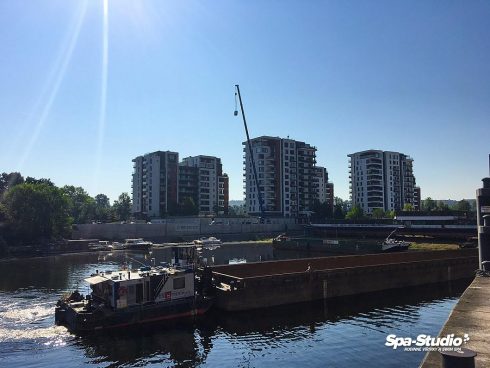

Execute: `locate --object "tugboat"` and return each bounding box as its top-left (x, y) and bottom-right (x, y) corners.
top-left (55, 246), bottom-right (212, 333)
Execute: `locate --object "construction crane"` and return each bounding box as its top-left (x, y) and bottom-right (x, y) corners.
top-left (234, 85), bottom-right (265, 217)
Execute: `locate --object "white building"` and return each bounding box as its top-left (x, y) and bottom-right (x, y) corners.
top-left (348, 150), bottom-right (416, 214)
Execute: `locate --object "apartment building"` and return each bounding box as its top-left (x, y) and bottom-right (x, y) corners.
top-left (413, 186), bottom-right (421, 211)
top-left (314, 166), bottom-right (335, 213)
top-left (132, 151), bottom-right (179, 218)
top-left (180, 155), bottom-right (229, 215)
top-left (132, 152), bottom-right (229, 218)
top-left (243, 136), bottom-right (329, 217)
top-left (348, 150), bottom-right (417, 214)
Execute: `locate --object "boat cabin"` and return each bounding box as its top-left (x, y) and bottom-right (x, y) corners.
top-left (85, 265), bottom-right (195, 310)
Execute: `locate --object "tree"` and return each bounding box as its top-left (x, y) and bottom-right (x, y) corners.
top-left (113, 192), bottom-right (132, 221)
top-left (94, 194), bottom-right (111, 222)
top-left (436, 201), bottom-right (450, 212)
top-left (3, 183), bottom-right (71, 242)
top-left (0, 172), bottom-right (24, 199)
top-left (454, 199), bottom-right (472, 212)
top-left (25, 177), bottom-right (55, 186)
top-left (61, 185), bottom-right (95, 224)
top-left (385, 210), bottom-right (396, 219)
top-left (311, 200), bottom-right (331, 220)
top-left (178, 197), bottom-right (199, 216)
top-left (345, 205), bottom-right (364, 220)
top-left (422, 197), bottom-right (437, 212)
top-left (333, 197), bottom-right (347, 219)
top-left (403, 203), bottom-right (414, 212)
top-left (371, 208), bottom-right (385, 219)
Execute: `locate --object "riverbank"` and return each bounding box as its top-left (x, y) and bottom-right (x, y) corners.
top-left (420, 275), bottom-right (490, 368)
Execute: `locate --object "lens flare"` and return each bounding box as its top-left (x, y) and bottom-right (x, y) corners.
top-left (93, 0), bottom-right (109, 194)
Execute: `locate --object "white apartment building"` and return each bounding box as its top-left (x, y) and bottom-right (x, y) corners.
top-left (348, 150), bottom-right (416, 214)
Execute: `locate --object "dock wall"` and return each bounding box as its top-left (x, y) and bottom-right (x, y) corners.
top-left (72, 220), bottom-right (301, 242)
top-left (210, 250), bottom-right (479, 311)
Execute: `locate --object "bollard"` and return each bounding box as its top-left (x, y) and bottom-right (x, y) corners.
top-left (476, 178), bottom-right (490, 270)
top-left (440, 348), bottom-right (477, 368)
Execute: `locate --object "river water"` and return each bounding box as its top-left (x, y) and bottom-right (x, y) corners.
top-left (0, 243), bottom-right (470, 368)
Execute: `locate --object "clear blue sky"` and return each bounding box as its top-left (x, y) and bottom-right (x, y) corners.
top-left (1, 0), bottom-right (489, 203)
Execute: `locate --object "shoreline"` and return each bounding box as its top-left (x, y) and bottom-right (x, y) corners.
top-left (0, 238), bottom-right (467, 262)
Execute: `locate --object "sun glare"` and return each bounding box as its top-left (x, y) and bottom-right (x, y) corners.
top-left (93, 0), bottom-right (110, 194)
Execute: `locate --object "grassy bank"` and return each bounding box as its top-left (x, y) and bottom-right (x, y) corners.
top-left (409, 242), bottom-right (460, 251)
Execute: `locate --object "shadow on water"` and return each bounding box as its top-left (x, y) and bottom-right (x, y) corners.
top-left (74, 278), bottom-right (471, 367)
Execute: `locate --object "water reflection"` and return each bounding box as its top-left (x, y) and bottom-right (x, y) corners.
top-left (67, 280), bottom-right (470, 368)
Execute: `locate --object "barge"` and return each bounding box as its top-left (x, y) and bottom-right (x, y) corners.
top-left (209, 249), bottom-right (478, 311)
top-left (55, 247), bottom-right (212, 332)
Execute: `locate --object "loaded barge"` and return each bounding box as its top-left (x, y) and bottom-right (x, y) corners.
top-left (55, 247), bottom-right (212, 332)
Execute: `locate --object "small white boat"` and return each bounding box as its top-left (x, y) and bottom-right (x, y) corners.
top-left (110, 242), bottom-right (127, 251)
top-left (204, 245), bottom-right (221, 251)
top-left (381, 229), bottom-right (410, 252)
top-left (124, 238), bottom-right (153, 250)
top-left (88, 241), bottom-right (112, 251)
top-left (193, 237), bottom-right (222, 246)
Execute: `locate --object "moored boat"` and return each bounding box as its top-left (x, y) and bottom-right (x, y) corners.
top-left (55, 247), bottom-right (212, 333)
top-left (381, 228), bottom-right (411, 252)
top-left (272, 233), bottom-right (339, 251)
top-left (124, 238), bottom-right (153, 250)
top-left (381, 238), bottom-right (411, 252)
top-left (88, 240), bottom-right (112, 251)
top-left (193, 237), bottom-right (222, 246)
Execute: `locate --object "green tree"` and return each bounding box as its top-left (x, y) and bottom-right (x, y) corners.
top-left (436, 201), bottom-right (450, 212)
top-left (403, 203), bottom-right (414, 212)
top-left (454, 199), bottom-right (472, 212)
top-left (345, 205), bottom-right (364, 220)
top-left (385, 210), bottom-right (396, 219)
top-left (94, 194), bottom-right (111, 222)
top-left (61, 185), bottom-right (96, 224)
top-left (371, 208), bottom-right (385, 219)
top-left (113, 192), bottom-right (132, 221)
top-left (0, 172), bottom-right (24, 199)
top-left (333, 197), bottom-right (346, 219)
top-left (178, 197), bottom-right (199, 216)
top-left (422, 197), bottom-right (437, 212)
top-left (311, 200), bottom-right (331, 220)
top-left (3, 183), bottom-right (71, 242)
top-left (25, 177), bottom-right (55, 186)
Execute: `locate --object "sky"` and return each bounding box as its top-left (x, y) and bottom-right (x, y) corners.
top-left (0, 0), bottom-right (489, 203)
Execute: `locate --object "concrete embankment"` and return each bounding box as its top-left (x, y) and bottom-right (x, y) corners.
top-left (209, 249), bottom-right (478, 311)
top-left (420, 275), bottom-right (490, 368)
top-left (72, 220), bottom-right (300, 242)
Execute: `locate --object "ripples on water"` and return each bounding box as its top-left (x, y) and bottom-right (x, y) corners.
top-left (0, 245), bottom-right (470, 368)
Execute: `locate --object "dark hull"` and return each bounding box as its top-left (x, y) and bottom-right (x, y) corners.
top-left (56, 297), bottom-right (212, 333)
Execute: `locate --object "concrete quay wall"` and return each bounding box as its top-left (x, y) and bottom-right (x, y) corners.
top-left (72, 220), bottom-right (299, 242)
top-left (211, 250), bottom-right (478, 311)
top-left (420, 276), bottom-right (490, 368)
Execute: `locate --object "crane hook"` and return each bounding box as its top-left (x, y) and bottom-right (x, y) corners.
top-left (234, 92), bottom-right (238, 116)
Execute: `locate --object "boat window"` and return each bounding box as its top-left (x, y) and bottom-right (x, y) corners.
top-left (173, 277), bottom-right (185, 290)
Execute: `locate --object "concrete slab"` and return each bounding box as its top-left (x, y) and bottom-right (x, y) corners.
top-left (420, 276), bottom-right (490, 368)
